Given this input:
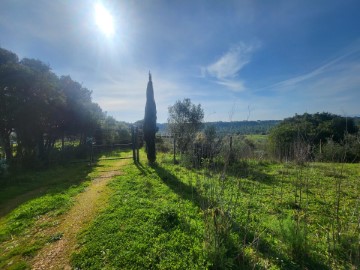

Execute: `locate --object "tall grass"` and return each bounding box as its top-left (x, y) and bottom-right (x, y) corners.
top-left (166, 132), bottom-right (360, 269)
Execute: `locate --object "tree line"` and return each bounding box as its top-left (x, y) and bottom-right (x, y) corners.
top-left (268, 112), bottom-right (359, 162)
top-left (157, 120), bottom-right (280, 135)
top-left (0, 47), bottom-right (130, 167)
top-left (162, 102), bottom-right (360, 165)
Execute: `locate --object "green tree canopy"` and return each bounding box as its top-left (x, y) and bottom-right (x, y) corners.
top-left (168, 98), bottom-right (204, 153)
top-left (143, 73), bottom-right (157, 163)
top-left (0, 47), bottom-right (105, 166)
top-left (269, 112), bottom-right (358, 161)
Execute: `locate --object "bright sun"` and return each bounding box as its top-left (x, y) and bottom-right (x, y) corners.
top-left (94, 3), bottom-right (114, 37)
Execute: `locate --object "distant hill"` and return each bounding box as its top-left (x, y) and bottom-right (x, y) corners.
top-left (157, 116), bottom-right (359, 135)
top-left (354, 116), bottom-right (360, 127)
top-left (157, 120), bottom-right (281, 135)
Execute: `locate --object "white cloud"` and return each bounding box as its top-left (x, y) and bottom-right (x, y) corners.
top-left (263, 42), bottom-right (360, 94)
top-left (216, 80), bottom-right (246, 92)
top-left (202, 42), bottom-right (259, 92)
top-left (206, 43), bottom-right (253, 78)
top-left (248, 43), bottom-right (360, 118)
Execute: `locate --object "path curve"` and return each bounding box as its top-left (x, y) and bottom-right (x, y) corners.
top-left (31, 160), bottom-right (127, 270)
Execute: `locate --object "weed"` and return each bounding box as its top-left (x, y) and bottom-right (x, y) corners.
top-left (48, 232), bottom-right (63, 243)
top-left (279, 214), bottom-right (308, 261)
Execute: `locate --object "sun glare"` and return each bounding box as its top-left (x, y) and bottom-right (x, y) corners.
top-left (94, 3), bottom-right (114, 37)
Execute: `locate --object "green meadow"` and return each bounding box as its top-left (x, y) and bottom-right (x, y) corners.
top-left (1, 149), bottom-right (358, 269)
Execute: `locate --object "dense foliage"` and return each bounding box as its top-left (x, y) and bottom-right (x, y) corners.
top-left (143, 73), bottom-right (157, 163)
top-left (0, 47), bottom-right (130, 168)
top-left (94, 116), bottom-right (131, 145)
top-left (269, 112), bottom-right (359, 162)
top-left (167, 98), bottom-right (204, 153)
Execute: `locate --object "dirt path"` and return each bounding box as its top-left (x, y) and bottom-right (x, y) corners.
top-left (31, 159), bottom-right (127, 270)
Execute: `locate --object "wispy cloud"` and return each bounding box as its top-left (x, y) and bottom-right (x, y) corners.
top-left (216, 80), bottom-right (246, 92)
top-left (202, 42), bottom-right (259, 91)
top-left (262, 41), bottom-right (360, 93)
top-left (248, 42), bottom-right (360, 118)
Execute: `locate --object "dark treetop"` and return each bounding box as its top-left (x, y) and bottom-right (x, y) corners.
top-left (143, 72), bottom-right (157, 163)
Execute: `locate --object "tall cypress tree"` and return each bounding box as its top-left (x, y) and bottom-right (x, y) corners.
top-left (143, 72), bottom-right (157, 163)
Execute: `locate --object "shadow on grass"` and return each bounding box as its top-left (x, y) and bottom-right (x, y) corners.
top-left (0, 155), bottom-right (104, 217)
top-left (152, 164), bottom-right (208, 209)
top-left (209, 160), bottom-right (277, 186)
top-left (0, 145), bottom-right (132, 217)
top-left (92, 147), bottom-right (133, 159)
top-left (148, 163), bottom-right (330, 270)
top-left (135, 161), bottom-right (153, 176)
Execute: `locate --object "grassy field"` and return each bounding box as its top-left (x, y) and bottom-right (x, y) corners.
top-left (0, 163), bottom-right (93, 269)
top-left (0, 150), bottom-right (359, 269)
top-left (72, 152), bottom-right (359, 269)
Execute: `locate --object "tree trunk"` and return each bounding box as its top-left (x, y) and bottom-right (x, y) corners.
top-left (3, 137), bottom-right (13, 161)
top-left (1, 130), bottom-right (13, 162)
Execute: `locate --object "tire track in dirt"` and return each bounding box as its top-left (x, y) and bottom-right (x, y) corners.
top-left (31, 159), bottom-right (127, 270)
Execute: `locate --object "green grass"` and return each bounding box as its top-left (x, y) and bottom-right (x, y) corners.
top-left (245, 134), bottom-right (268, 142)
top-left (72, 152), bottom-right (359, 269)
top-left (0, 163), bottom-right (93, 269)
top-left (71, 159), bottom-right (208, 269)
top-left (0, 163), bottom-right (92, 207)
top-left (0, 149), bottom-right (359, 269)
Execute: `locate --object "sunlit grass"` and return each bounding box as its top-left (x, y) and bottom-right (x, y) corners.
top-left (72, 152), bottom-right (360, 269)
top-left (0, 149), bottom-right (358, 269)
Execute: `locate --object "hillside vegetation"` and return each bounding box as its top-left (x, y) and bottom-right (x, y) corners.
top-left (157, 120), bottom-right (280, 135)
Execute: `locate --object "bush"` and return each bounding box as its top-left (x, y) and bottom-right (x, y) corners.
top-left (269, 112), bottom-right (359, 161)
top-left (318, 133), bottom-right (360, 162)
top-left (156, 137), bottom-right (172, 153)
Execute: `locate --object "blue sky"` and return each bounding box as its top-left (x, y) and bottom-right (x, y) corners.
top-left (1, 0), bottom-right (359, 123)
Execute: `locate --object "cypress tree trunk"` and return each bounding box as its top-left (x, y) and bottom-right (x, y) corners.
top-left (143, 72), bottom-right (157, 163)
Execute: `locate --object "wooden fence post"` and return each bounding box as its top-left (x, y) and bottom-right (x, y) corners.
top-left (173, 136), bottom-right (176, 164)
top-left (136, 127), bottom-right (140, 163)
top-left (89, 140), bottom-right (94, 166)
top-left (132, 126), bottom-right (136, 162)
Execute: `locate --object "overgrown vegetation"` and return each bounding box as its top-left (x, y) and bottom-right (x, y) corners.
top-left (70, 150), bottom-right (359, 269)
top-left (268, 112), bottom-right (359, 162)
top-left (0, 140), bottom-right (359, 269)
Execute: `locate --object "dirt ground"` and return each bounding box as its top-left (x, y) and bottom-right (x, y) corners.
top-left (31, 160), bottom-right (127, 270)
